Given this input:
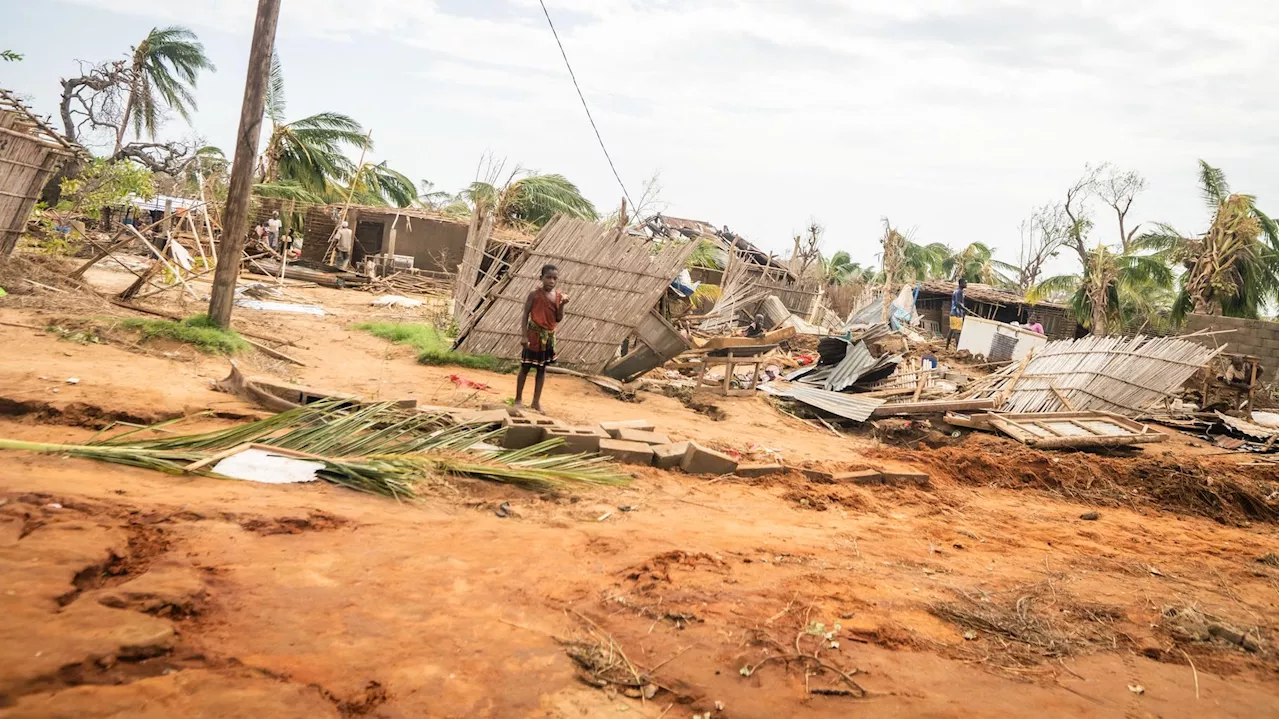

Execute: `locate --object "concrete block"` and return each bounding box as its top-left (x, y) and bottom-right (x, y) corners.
top-left (482, 403), bottom-right (520, 416)
top-left (651, 442), bottom-right (689, 469)
top-left (881, 468), bottom-right (930, 486)
top-left (456, 409), bottom-right (510, 427)
top-left (797, 467), bottom-right (834, 482)
top-left (836, 469), bottom-right (884, 485)
top-left (735, 463), bottom-right (785, 478)
top-left (501, 416), bottom-right (561, 449)
top-left (600, 419), bottom-right (656, 438)
top-left (599, 438), bottom-right (655, 465)
top-left (615, 428), bottom-right (672, 445)
top-left (544, 427), bottom-right (603, 455)
top-left (681, 442), bottom-right (738, 475)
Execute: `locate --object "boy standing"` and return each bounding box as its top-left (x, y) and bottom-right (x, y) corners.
top-left (515, 264), bottom-right (569, 412)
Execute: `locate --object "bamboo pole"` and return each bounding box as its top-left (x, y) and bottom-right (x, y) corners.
top-left (325, 130), bottom-right (372, 266)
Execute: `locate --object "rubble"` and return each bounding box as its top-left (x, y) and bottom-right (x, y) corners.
top-left (614, 428), bottom-right (671, 445)
top-left (600, 419), bottom-right (656, 437)
top-left (651, 442), bottom-right (689, 469)
top-left (501, 416), bottom-right (561, 449)
top-left (681, 442), bottom-right (739, 475)
top-left (544, 427), bottom-right (603, 454)
top-left (598, 438), bottom-right (655, 465)
top-left (734, 463), bottom-right (786, 478)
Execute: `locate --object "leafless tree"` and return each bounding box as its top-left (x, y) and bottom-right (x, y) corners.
top-left (58, 60), bottom-right (129, 144)
top-left (629, 171), bottom-right (666, 225)
top-left (1063, 165), bottom-right (1100, 264)
top-left (1093, 162), bottom-right (1147, 251)
top-left (790, 219), bottom-right (824, 282)
top-left (1015, 203), bottom-right (1070, 294)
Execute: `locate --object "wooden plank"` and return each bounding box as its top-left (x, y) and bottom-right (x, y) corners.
top-left (987, 411), bottom-right (1166, 448)
top-left (943, 412), bottom-right (995, 430)
top-left (871, 398), bottom-right (997, 417)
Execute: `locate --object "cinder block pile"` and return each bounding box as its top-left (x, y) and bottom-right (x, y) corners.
top-left (481, 410), bottom-right (931, 484)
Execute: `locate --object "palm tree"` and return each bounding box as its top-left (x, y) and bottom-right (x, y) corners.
top-left (253, 55), bottom-right (415, 207)
top-left (336, 161), bottom-right (418, 208)
top-left (1033, 245), bottom-right (1173, 333)
top-left (259, 111), bottom-right (367, 191)
top-left (822, 250), bottom-right (857, 284)
top-left (463, 172), bottom-right (597, 230)
top-left (901, 241), bottom-right (950, 281)
top-left (114, 26), bottom-right (215, 153)
top-left (944, 242), bottom-right (1018, 287)
top-left (1135, 161), bottom-right (1279, 320)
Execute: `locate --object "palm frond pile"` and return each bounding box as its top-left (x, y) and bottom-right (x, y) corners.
top-left (0, 400), bottom-right (629, 499)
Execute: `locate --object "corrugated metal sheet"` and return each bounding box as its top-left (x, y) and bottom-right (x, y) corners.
top-left (759, 382), bottom-right (887, 422)
top-left (821, 340), bottom-right (875, 391)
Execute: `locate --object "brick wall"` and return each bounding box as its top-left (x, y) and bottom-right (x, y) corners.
top-left (1182, 314), bottom-right (1279, 380)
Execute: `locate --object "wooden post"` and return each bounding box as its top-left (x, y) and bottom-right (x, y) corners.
top-left (324, 130), bottom-right (372, 265)
top-left (207, 0), bottom-right (282, 328)
top-left (195, 155), bottom-right (218, 264)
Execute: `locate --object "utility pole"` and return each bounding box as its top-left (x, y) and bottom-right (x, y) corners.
top-left (207, 0), bottom-right (281, 328)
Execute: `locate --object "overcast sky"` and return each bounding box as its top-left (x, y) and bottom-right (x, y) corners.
top-left (3, 0), bottom-right (1276, 276)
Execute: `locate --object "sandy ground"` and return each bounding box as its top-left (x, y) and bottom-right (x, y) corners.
top-left (0, 264), bottom-right (1277, 718)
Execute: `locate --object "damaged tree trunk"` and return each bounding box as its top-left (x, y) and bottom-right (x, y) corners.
top-left (207, 0), bottom-right (281, 328)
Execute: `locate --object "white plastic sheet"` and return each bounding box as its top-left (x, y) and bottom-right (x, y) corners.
top-left (212, 448), bottom-right (325, 484)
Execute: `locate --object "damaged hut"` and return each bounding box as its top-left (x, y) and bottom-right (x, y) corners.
top-left (914, 280), bottom-right (1083, 340)
top-left (453, 216), bottom-right (700, 373)
top-left (251, 200), bottom-right (532, 274)
top-left (0, 88), bottom-right (76, 258)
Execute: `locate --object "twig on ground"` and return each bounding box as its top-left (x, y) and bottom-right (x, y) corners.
top-left (1179, 648), bottom-right (1200, 700)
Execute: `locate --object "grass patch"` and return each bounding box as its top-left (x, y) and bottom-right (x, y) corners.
top-left (118, 314), bottom-right (250, 355)
top-left (356, 322), bottom-right (511, 372)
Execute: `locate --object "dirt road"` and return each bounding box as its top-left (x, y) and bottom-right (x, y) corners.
top-left (0, 279), bottom-right (1275, 718)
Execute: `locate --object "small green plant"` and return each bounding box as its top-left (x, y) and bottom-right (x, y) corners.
top-left (47, 324), bottom-right (106, 345)
top-left (355, 322), bottom-right (512, 372)
top-left (118, 314), bottom-right (249, 354)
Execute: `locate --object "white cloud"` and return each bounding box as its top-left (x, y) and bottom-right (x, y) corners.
top-left (52, 0), bottom-right (1279, 267)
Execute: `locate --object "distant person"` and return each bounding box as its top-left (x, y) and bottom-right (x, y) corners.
top-left (745, 313), bottom-right (767, 338)
top-left (333, 221), bottom-right (353, 268)
top-left (514, 264), bottom-right (569, 413)
top-left (1026, 316), bottom-right (1044, 335)
top-left (266, 210), bottom-right (282, 251)
top-left (288, 230), bottom-right (304, 259)
top-left (945, 278), bottom-right (967, 350)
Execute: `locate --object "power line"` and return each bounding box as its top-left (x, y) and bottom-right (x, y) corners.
top-left (536, 0), bottom-right (634, 210)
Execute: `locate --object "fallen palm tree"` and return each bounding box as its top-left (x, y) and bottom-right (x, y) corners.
top-left (0, 400), bottom-right (629, 498)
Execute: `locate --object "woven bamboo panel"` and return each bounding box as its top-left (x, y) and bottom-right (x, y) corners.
top-left (457, 216), bottom-right (699, 371)
top-left (452, 209), bottom-right (499, 330)
top-left (0, 97), bottom-right (73, 256)
top-left (966, 334), bottom-right (1223, 416)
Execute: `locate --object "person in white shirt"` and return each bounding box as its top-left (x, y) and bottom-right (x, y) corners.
top-left (265, 211), bottom-right (283, 251)
top-left (333, 221), bottom-right (353, 268)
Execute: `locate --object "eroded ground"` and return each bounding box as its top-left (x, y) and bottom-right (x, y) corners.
top-left (0, 271), bottom-right (1276, 718)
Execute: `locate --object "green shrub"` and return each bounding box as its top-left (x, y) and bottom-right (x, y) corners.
top-left (119, 314), bottom-right (249, 354)
top-left (356, 322), bottom-right (511, 372)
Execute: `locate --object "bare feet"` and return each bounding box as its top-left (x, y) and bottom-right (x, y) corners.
top-left (530, 403), bottom-right (545, 413)
top-left (512, 400), bottom-right (524, 408)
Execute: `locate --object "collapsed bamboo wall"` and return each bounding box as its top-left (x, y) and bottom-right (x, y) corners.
top-left (742, 263), bottom-right (821, 317)
top-left (0, 92), bottom-right (74, 258)
top-left (967, 334), bottom-right (1222, 415)
top-left (456, 217), bottom-right (699, 371)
